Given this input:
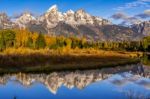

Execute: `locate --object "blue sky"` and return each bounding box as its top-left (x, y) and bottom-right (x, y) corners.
top-left (0, 0), bottom-right (149, 24)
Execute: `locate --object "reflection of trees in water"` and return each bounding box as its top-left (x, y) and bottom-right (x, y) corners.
top-left (142, 54), bottom-right (150, 66)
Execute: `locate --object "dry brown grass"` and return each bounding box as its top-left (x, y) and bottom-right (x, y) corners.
top-left (1, 47), bottom-right (143, 57)
top-left (0, 48), bottom-right (141, 73)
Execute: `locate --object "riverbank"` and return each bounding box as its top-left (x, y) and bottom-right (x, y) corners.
top-left (0, 48), bottom-right (142, 73)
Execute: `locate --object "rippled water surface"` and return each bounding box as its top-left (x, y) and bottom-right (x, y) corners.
top-left (0, 64), bottom-right (150, 99)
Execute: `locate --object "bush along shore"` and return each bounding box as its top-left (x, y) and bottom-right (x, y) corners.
top-left (0, 29), bottom-right (145, 73)
top-left (0, 48), bottom-right (142, 73)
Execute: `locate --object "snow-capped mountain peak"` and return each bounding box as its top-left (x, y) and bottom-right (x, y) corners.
top-left (47, 4), bottom-right (58, 13)
top-left (20, 12), bottom-right (36, 20)
top-left (132, 20), bottom-right (150, 36)
top-left (0, 5), bottom-right (113, 39)
top-left (2, 5), bottom-right (111, 29)
top-left (0, 13), bottom-right (9, 23)
top-left (0, 13), bottom-right (13, 29)
top-left (14, 12), bottom-right (36, 28)
top-left (76, 9), bottom-right (86, 13)
top-left (65, 9), bottom-right (74, 14)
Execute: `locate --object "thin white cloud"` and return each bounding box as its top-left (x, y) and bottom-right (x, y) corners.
top-left (115, 0), bottom-right (150, 11)
top-left (111, 12), bottom-right (142, 25)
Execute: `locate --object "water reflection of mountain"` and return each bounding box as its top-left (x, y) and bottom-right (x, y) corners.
top-left (0, 64), bottom-right (149, 94)
top-left (108, 64), bottom-right (150, 90)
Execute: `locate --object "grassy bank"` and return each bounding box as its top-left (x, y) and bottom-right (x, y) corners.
top-left (0, 48), bottom-right (142, 73)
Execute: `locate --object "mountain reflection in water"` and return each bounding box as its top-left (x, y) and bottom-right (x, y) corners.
top-left (0, 64), bottom-right (150, 99)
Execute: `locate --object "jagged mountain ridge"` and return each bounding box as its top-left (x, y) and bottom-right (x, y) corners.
top-left (49, 23), bottom-right (143, 41)
top-left (39, 5), bottom-right (111, 28)
top-left (0, 5), bottom-right (149, 41)
top-left (132, 21), bottom-right (150, 36)
top-left (0, 13), bottom-right (14, 29)
top-left (14, 12), bottom-right (36, 28)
